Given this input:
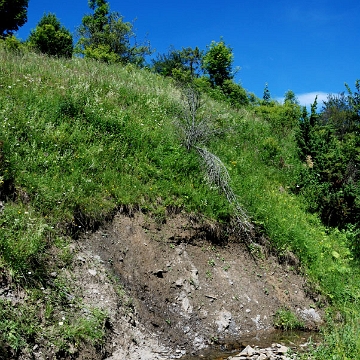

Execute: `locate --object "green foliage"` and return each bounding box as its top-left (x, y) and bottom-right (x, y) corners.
top-left (220, 79), bottom-right (249, 108)
top-left (320, 82), bottom-right (360, 138)
top-left (28, 13), bottom-right (73, 58)
top-left (255, 98), bottom-right (302, 137)
top-left (152, 46), bottom-right (203, 79)
top-left (76, 0), bottom-right (151, 65)
top-left (305, 309), bottom-right (360, 360)
top-left (0, 204), bottom-right (48, 273)
top-left (0, 289), bottom-right (107, 355)
top-left (284, 89), bottom-right (299, 105)
top-left (273, 308), bottom-right (304, 331)
top-left (0, 0), bottom-right (28, 37)
top-left (262, 82), bottom-right (271, 105)
top-left (202, 39), bottom-right (234, 87)
top-left (1, 34), bottom-right (24, 53)
top-left (295, 82), bottom-right (360, 231)
top-left (261, 136), bottom-right (281, 164)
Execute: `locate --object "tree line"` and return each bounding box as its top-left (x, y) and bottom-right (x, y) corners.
top-left (0, 0), bottom-right (252, 107)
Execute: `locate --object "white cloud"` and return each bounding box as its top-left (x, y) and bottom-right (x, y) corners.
top-left (297, 92), bottom-right (329, 107)
top-left (276, 92), bottom-right (330, 109)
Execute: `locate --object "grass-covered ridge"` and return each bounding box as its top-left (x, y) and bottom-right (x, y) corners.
top-left (1, 45), bottom-right (360, 358)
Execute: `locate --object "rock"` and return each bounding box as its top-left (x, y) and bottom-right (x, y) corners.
top-left (190, 269), bottom-right (200, 288)
top-left (181, 296), bottom-right (192, 313)
top-left (257, 354), bottom-right (267, 360)
top-left (88, 269), bottom-right (97, 276)
top-left (277, 345), bottom-right (289, 354)
top-left (239, 345), bottom-right (255, 356)
top-left (297, 308), bottom-right (322, 324)
top-left (227, 343), bottom-right (296, 360)
top-left (215, 310), bottom-right (232, 332)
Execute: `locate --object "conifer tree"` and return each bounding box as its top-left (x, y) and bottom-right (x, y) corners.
top-left (263, 83), bottom-right (271, 105)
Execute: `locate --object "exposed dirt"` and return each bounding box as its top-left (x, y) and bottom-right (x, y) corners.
top-left (71, 211), bottom-right (323, 359)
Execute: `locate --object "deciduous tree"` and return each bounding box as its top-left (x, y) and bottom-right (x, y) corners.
top-left (28, 13), bottom-right (73, 58)
top-left (202, 39), bottom-right (234, 87)
top-left (0, 0), bottom-right (28, 37)
top-left (76, 0), bottom-right (151, 65)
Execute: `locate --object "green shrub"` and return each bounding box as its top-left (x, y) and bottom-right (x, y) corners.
top-left (1, 35), bottom-right (24, 53)
top-left (273, 308), bottom-right (304, 331)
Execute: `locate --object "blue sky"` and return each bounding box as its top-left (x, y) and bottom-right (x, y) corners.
top-left (16, 0), bottom-right (360, 107)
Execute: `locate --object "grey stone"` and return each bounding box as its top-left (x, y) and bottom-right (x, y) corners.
top-left (297, 308), bottom-right (322, 323)
top-left (215, 310), bottom-right (232, 332)
top-left (277, 345), bottom-right (289, 354)
top-left (257, 354), bottom-right (268, 360)
top-left (175, 278), bottom-right (184, 287)
top-left (239, 345), bottom-right (255, 356)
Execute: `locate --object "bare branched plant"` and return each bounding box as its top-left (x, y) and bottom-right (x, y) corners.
top-left (176, 85), bottom-right (218, 151)
top-left (196, 146), bottom-right (254, 244)
top-left (175, 85), bottom-right (254, 244)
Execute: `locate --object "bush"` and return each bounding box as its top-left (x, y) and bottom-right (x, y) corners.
top-left (273, 308), bottom-right (304, 331)
top-left (221, 79), bottom-right (249, 108)
top-left (1, 35), bottom-right (24, 53)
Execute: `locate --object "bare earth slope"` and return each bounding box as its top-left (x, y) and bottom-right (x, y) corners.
top-left (71, 211), bottom-right (322, 359)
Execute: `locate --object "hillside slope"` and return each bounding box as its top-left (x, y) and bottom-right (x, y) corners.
top-left (1, 45), bottom-right (360, 359)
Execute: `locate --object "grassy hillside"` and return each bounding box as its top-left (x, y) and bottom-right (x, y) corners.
top-left (1, 45), bottom-right (360, 358)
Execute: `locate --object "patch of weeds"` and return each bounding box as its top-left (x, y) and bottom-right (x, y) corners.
top-left (0, 203), bottom-right (49, 275)
top-left (273, 308), bottom-right (304, 331)
top-left (165, 319), bottom-right (171, 326)
top-left (206, 270), bottom-right (213, 280)
top-left (0, 299), bottom-right (37, 352)
top-left (210, 335), bottom-right (219, 344)
top-left (249, 243), bottom-right (264, 259)
top-left (208, 259), bottom-right (216, 267)
top-left (223, 264), bottom-right (230, 271)
top-left (54, 307), bottom-right (108, 354)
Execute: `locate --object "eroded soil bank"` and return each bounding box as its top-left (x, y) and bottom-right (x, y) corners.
top-left (71, 211), bottom-right (322, 359)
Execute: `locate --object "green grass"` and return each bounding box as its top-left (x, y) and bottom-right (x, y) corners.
top-left (1, 43), bottom-right (360, 358)
top-left (273, 308), bottom-right (305, 331)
